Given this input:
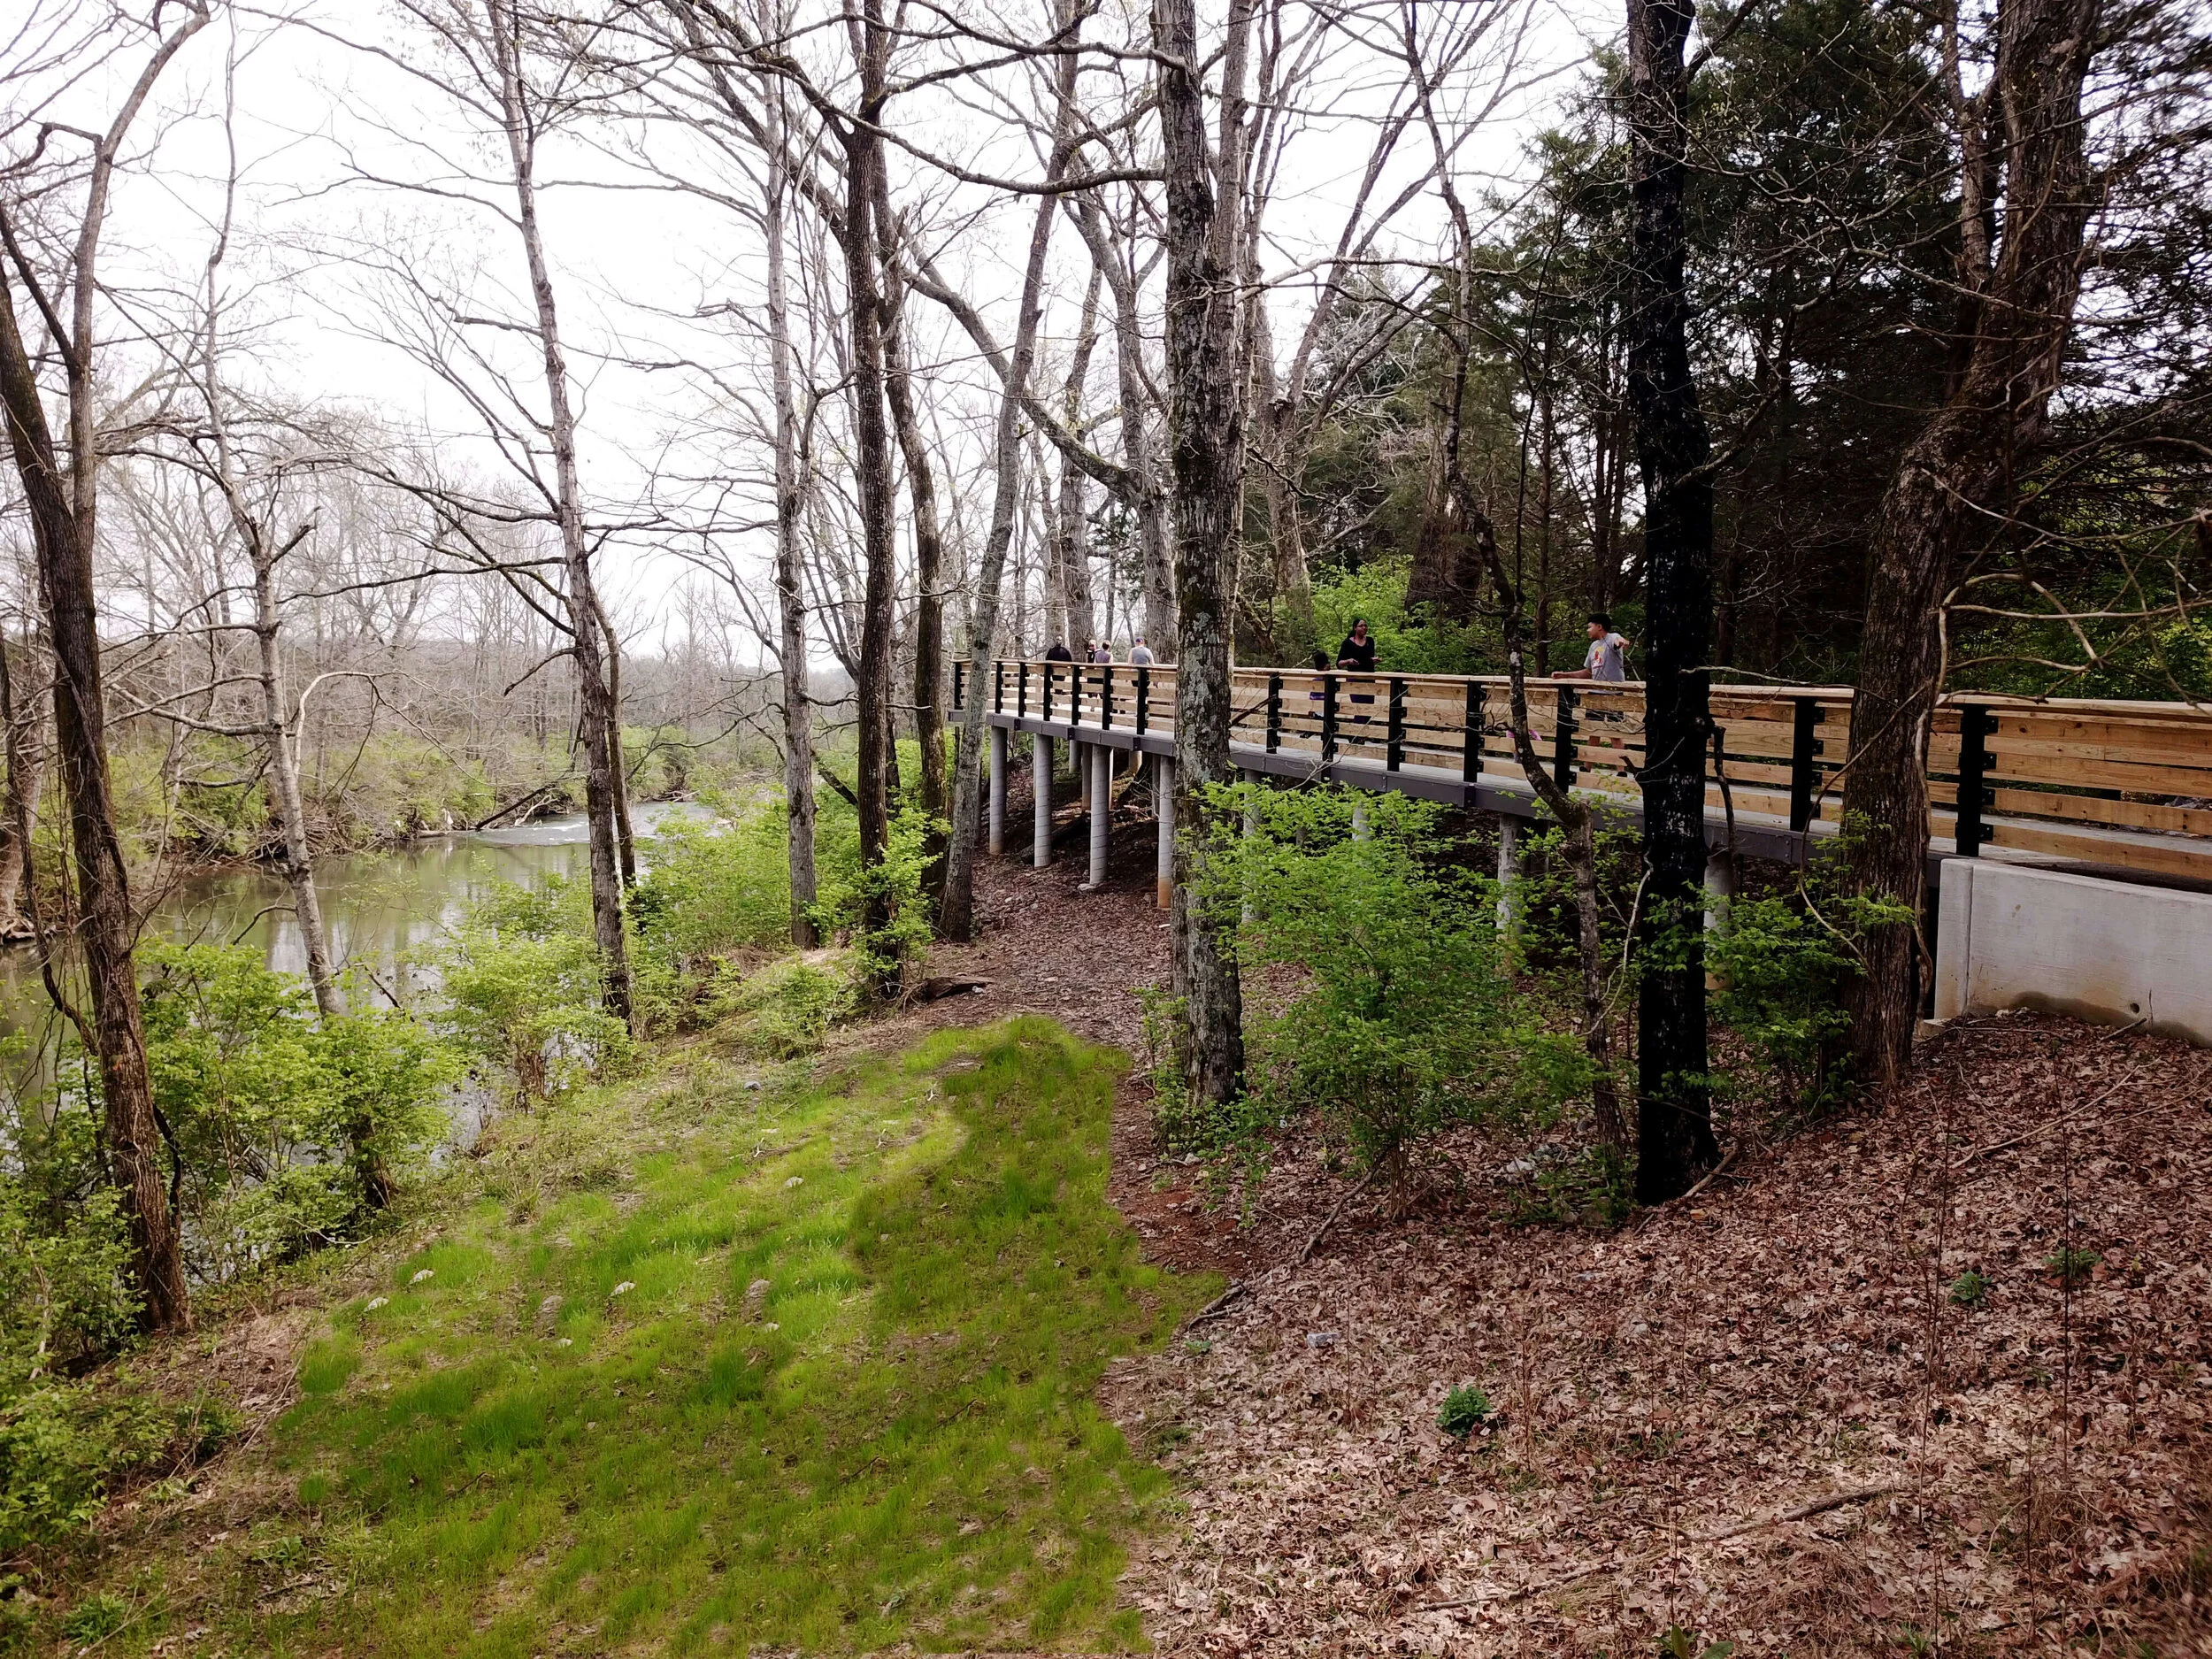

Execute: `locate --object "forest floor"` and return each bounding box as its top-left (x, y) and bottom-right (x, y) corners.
top-left (19, 769), bottom-right (2212, 1656)
top-left (909, 772), bottom-right (2212, 1657)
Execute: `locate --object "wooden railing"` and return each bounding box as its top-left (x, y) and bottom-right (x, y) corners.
top-left (956, 659), bottom-right (2212, 882)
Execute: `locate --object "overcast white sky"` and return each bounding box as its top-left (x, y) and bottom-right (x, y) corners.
top-left (25, 0), bottom-right (1612, 650)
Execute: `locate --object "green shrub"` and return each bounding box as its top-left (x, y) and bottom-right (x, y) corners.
top-left (1947, 1270), bottom-right (1991, 1307)
top-left (2042, 1247), bottom-right (2101, 1286)
top-left (1704, 840), bottom-right (1913, 1115)
top-left (0, 1382), bottom-right (179, 1556)
top-left (814, 802), bottom-right (941, 996)
top-left (1198, 786), bottom-right (1579, 1189)
top-left (630, 808), bottom-right (793, 977)
top-left (437, 878), bottom-right (633, 1105)
top-left (137, 943), bottom-right (457, 1276)
top-left (716, 956), bottom-right (854, 1058)
top-left (1438, 1384), bottom-right (1491, 1437)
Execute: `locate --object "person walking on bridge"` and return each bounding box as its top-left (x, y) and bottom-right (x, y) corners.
top-left (1128, 636), bottom-right (1154, 666)
top-left (1553, 614), bottom-right (1632, 682)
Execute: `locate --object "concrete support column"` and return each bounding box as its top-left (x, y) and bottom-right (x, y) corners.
top-left (987, 726), bottom-right (1007, 856)
top-left (1496, 818), bottom-right (1521, 932)
top-left (1075, 739), bottom-right (1090, 810)
top-left (1703, 845), bottom-right (1737, 934)
top-left (1033, 735), bottom-right (1055, 867)
top-left (1704, 844), bottom-right (1738, 990)
top-left (1155, 755), bottom-right (1176, 910)
top-left (1086, 743), bottom-right (1111, 890)
top-left (1351, 795), bottom-right (1371, 841)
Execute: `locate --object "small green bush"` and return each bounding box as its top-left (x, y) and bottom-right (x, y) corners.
top-left (1705, 833), bottom-right (1914, 1115)
top-left (1947, 1270), bottom-right (1991, 1307)
top-left (59, 1591), bottom-right (130, 1643)
top-left (1438, 1385), bottom-right (1491, 1437)
top-left (1197, 786), bottom-right (1580, 1190)
top-left (2042, 1247), bottom-right (2100, 1286)
top-left (437, 878), bottom-right (632, 1105)
top-left (717, 956), bottom-right (854, 1058)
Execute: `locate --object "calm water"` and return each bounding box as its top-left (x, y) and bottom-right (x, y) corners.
top-left (0, 803), bottom-right (702, 1113)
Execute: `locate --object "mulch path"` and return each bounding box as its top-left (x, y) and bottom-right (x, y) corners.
top-left (908, 766), bottom-right (2212, 1656)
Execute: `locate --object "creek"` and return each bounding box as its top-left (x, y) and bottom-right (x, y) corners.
top-left (0, 803), bottom-right (703, 1120)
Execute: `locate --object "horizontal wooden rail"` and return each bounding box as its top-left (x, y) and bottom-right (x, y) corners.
top-left (958, 660), bottom-right (2212, 883)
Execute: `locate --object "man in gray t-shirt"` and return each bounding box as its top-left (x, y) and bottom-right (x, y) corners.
top-left (1553, 612), bottom-right (1632, 682)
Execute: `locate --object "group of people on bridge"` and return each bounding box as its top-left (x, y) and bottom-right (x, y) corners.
top-left (1042, 635), bottom-right (1157, 666)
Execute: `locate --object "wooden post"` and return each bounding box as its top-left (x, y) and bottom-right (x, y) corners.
top-left (1156, 754), bottom-right (1175, 910)
top-left (1033, 734), bottom-right (1055, 867)
top-left (987, 726), bottom-right (1007, 856)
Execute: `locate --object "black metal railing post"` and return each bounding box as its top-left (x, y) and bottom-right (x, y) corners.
top-left (1018, 661), bottom-right (1029, 718)
top-left (1134, 667), bottom-right (1149, 735)
top-left (1463, 680), bottom-right (1481, 784)
top-left (994, 661), bottom-right (1005, 714)
top-left (1787, 697), bottom-right (1824, 833)
top-left (1042, 662), bottom-right (1056, 723)
top-left (1322, 674), bottom-right (1340, 761)
top-left (1386, 677), bottom-right (1406, 771)
top-left (1551, 687), bottom-right (1578, 795)
top-left (1101, 665), bottom-right (1115, 730)
top-left (1954, 703), bottom-right (1996, 856)
top-left (953, 660), bottom-right (966, 712)
top-left (1265, 673), bottom-right (1283, 752)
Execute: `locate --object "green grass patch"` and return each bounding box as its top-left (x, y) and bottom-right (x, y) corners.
top-left (150, 1017), bottom-right (1208, 1655)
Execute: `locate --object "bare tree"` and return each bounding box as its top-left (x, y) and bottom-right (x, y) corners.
top-left (0, 0), bottom-right (213, 1330)
top-left (1155, 0), bottom-right (1253, 1106)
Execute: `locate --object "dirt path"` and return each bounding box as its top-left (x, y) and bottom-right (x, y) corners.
top-left (910, 783), bottom-right (2212, 1656)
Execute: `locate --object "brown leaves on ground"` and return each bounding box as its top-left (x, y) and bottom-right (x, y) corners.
top-left (926, 802), bottom-right (2212, 1656)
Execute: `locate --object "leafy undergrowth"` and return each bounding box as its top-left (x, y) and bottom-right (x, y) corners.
top-left (20, 1017), bottom-right (1214, 1655)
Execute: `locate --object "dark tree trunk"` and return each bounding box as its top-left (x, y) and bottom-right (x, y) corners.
top-left (1841, 0), bottom-right (2100, 1087)
top-left (840, 1), bottom-right (899, 979)
top-left (879, 250), bottom-right (948, 892)
top-left (1154, 0), bottom-right (1249, 1105)
top-left (0, 274), bottom-right (189, 1330)
top-left (1624, 0), bottom-right (1719, 1202)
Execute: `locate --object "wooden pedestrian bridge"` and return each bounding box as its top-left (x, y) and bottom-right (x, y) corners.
top-left (954, 658), bottom-right (2212, 1041)
top-left (956, 657), bottom-right (2212, 885)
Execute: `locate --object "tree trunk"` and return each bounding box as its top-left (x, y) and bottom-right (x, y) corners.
top-left (1841, 0), bottom-right (2100, 1087)
top-left (489, 0), bottom-right (633, 1025)
top-left (0, 640), bottom-right (45, 941)
top-left (839, 0), bottom-right (900, 980)
top-left (0, 273), bottom-right (189, 1331)
top-left (252, 550), bottom-right (340, 1018)
top-left (1624, 0), bottom-right (1719, 1203)
top-left (1155, 0), bottom-right (1251, 1106)
top-left (764, 78), bottom-right (819, 947)
top-left (879, 250), bottom-right (948, 884)
top-left (937, 4), bottom-right (1083, 942)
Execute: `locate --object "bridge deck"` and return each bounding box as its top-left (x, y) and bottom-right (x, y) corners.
top-left (958, 660), bottom-right (2212, 887)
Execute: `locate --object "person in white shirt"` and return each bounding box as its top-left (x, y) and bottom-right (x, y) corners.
top-left (1553, 613), bottom-right (1632, 681)
top-left (1127, 637), bottom-right (1154, 665)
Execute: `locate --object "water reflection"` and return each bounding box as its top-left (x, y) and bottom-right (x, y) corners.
top-left (0, 803), bottom-right (703, 1114)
